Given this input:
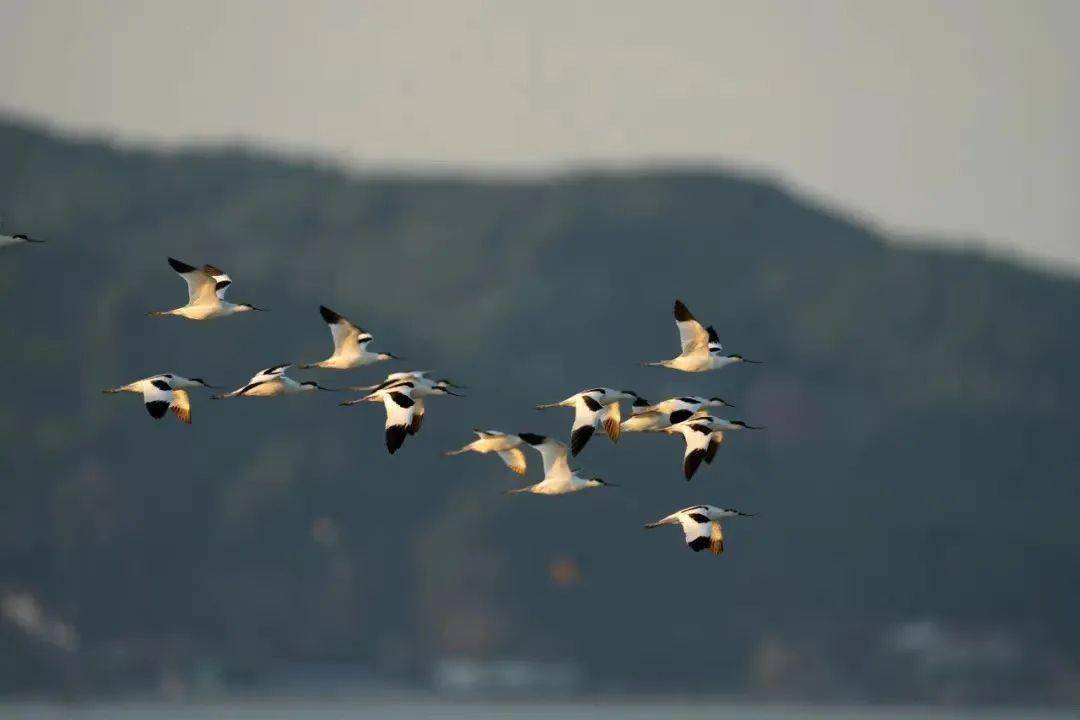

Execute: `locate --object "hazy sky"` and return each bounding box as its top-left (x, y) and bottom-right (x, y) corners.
top-left (2, 1), bottom-right (1078, 272)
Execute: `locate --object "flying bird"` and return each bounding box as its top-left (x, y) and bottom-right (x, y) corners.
top-left (507, 433), bottom-right (617, 495)
top-left (446, 430), bottom-right (527, 476)
top-left (0, 216), bottom-right (45, 246)
top-left (621, 395), bottom-right (735, 434)
top-left (102, 373), bottom-right (215, 423)
top-left (149, 257), bottom-right (266, 320)
top-left (298, 305), bottom-right (403, 370)
top-left (536, 387), bottom-right (641, 456)
top-left (212, 364), bottom-right (332, 399)
top-left (662, 412), bottom-right (763, 480)
top-left (341, 374), bottom-right (462, 453)
top-left (644, 505), bottom-right (755, 555)
top-left (643, 300), bottom-right (762, 372)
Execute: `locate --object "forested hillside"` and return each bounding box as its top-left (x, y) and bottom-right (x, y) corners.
top-left (1, 119), bottom-right (1077, 703)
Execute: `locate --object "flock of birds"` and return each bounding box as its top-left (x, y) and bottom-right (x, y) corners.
top-left (5, 231), bottom-right (765, 556)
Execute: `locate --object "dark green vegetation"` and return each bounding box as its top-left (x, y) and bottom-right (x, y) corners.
top-left (1, 119), bottom-right (1078, 703)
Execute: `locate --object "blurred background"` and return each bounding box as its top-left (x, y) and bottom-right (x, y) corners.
top-left (1, 1), bottom-right (1078, 715)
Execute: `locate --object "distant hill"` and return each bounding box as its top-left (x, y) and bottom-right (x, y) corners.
top-left (1, 118), bottom-right (1077, 703)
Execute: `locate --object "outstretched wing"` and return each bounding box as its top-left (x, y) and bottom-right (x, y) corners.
top-left (253, 364), bottom-right (290, 382)
top-left (525, 437), bottom-right (571, 477)
top-left (570, 394), bottom-right (604, 456)
top-left (408, 397), bottom-right (426, 436)
top-left (382, 391), bottom-right (416, 454)
top-left (681, 423), bottom-right (714, 480)
top-left (600, 400), bottom-right (622, 443)
top-left (142, 377), bottom-right (174, 419)
top-left (678, 512), bottom-right (724, 554)
top-left (168, 258), bottom-right (218, 305)
top-left (496, 448), bottom-right (527, 475)
top-left (319, 305), bottom-right (368, 354)
top-left (704, 431), bottom-right (725, 464)
top-left (170, 388), bottom-right (192, 424)
top-left (673, 300), bottom-right (709, 355)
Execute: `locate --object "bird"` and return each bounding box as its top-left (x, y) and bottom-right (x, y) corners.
top-left (643, 300), bottom-right (762, 372)
top-left (349, 370), bottom-right (466, 395)
top-left (149, 257), bottom-right (266, 320)
top-left (536, 387), bottom-right (641, 456)
top-left (446, 430), bottom-right (527, 476)
top-left (0, 216), bottom-right (45, 246)
top-left (644, 505), bottom-right (755, 555)
top-left (211, 364), bottom-right (332, 399)
top-left (662, 412), bottom-right (763, 479)
top-left (506, 433), bottom-right (617, 495)
top-left (621, 395), bottom-right (735, 434)
top-left (298, 305), bottom-right (403, 370)
top-left (341, 375), bottom-right (462, 453)
top-left (102, 374), bottom-right (215, 423)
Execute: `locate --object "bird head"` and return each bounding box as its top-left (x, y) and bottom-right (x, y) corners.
top-left (587, 477), bottom-right (619, 488)
top-left (238, 303), bottom-right (267, 312)
top-left (707, 396), bottom-right (734, 408)
top-left (727, 353), bottom-right (762, 364)
top-left (729, 419), bottom-right (763, 430)
top-left (378, 352), bottom-right (406, 362)
top-left (300, 381), bottom-right (333, 392)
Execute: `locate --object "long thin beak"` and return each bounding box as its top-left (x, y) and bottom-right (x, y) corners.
top-left (387, 353), bottom-right (406, 360)
top-left (737, 511), bottom-right (758, 517)
top-left (247, 304), bottom-right (269, 311)
top-left (444, 380), bottom-right (469, 389)
top-left (26, 237), bottom-right (45, 243)
top-left (742, 358), bottom-right (763, 364)
top-left (201, 383), bottom-right (221, 389)
top-left (316, 384), bottom-right (338, 391)
top-left (444, 390), bottom-right (465, 397)
top-left (745, 424), bottom-right (765, 430)
top-left (602, 481), bottom-right (621, 488)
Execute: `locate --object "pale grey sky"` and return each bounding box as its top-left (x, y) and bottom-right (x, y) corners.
top-left (1, 1), bottom-right (1077, 271)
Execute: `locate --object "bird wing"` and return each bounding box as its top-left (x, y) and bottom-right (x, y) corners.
top-left (253, 364), bottom-right (291, 382)
top-left (319, 305), bottom-right (367, 354)
top-left (211, 271), bottom-right (233, 300)
top-left (496, 447), bottom-right (527, 475)
top-left (527, 438), bottom-right (571, 477)
top-left (168, 258), bottom-right (219, 305)
top-left (704, 432), bottom-right (725, 464)
top-left (673, 300), bottom-right (709, 355)
top-left (382, 390), bottom-right (416, 454)
top-left (706, 326), bottom-right (723, 354)
top-left (408, 397), bottom-right (426, 435)
top-left (681, 423), bottom-right (714, 480)
top-left (170, 388), bottom-right (192, 424)
top-left (600, 401), bottom-right (622, 442)
top-left (570, 394), bottom-right (604, 455)
top-left (142, 377), bottom-right (174, 419)
top-left (677, 512), bottom-right (723, 554)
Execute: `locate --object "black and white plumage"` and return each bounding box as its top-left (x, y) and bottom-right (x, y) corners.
top-left (536, 387), bottom-right (641, 456)
top-left (620, 395), bottom-right (735, 434)
top-left (0, 216), bottom-right (45, 246)
top-left (644, 505), bottom-right (755, 555)
top-left (506, 433), bottom-right (617, 495)
top-left (643, 300), bottom-right (762, 372)
top-left (212, 364), bottom-right (331, 399)
top-left (149, 257), bottom-right (266, 320)
top-left (446, 430), bottom-right (527, 475)
top-left (341, 373), bottom-right (462, 453)
top-left (662, 412), bottom-right (763, 480)
top-left (102, 374), bottom-right (215, 424)
top-left (298, 305), bottom-right (402, 370)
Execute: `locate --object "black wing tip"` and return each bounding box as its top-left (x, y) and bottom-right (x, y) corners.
top-left (684, 448), bottom-right (707, 480)
top-left (167, 257), bottom-right (196, 273)
top-left (706, 326), bottom-right (720, 344)
top-left (582, 395), bottom-right (603, 412)
top-left (673, 300), bottom-right (695, 322)
top-left (688, 536), bottom-right (711, 552)
top-left (386, 425), bottom-right (408, 454)
top-left (570, 426), bottom-right (595, 456)
top-left (518, 432), bottom-right (546, 446)
top-left (319, 305), bottom-right (342, 324)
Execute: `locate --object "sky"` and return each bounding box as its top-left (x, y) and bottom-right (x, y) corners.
top-left (1, 0), bottom-right (1078, 272)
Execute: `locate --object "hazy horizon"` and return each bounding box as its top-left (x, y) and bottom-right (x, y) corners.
top-left (2, 0), bottom-right (1078, 273)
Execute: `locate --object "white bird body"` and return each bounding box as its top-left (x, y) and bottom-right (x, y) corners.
top-left (300, 305), bottom-right (399, 370)
top-left (536, 387), bottom-right (640, 456)
top-left (446, 430), bottom-right (527, 475)
top-left (150, 257), bottom-right (264, 320)
top-left (644, 504), bottom-right (755, 555)
top-left (103, 373), bottom-right (213, 423)
top-left (663, 412), bottom-right (762, 479)
top-left (213, 364), bottom-right (328, 399)
top-left (508, 433), bottom-right (616, 495)
top-left (644, 300), bottom-right (760, 372)
top-left (621, 395), bottom-right (734, 433)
